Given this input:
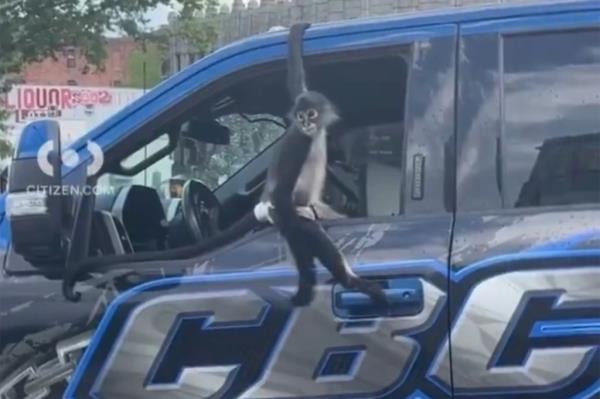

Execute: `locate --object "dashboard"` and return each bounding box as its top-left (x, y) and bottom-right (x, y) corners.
top-left (93, 186), bottom-right (169, 256)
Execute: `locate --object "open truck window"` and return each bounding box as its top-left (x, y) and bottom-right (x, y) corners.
top-left (87, 47), bottom-right (409, 257)
top-left (2, 41), bottom-right (414, 272)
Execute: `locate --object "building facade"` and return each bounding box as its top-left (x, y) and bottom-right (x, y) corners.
top-left (21, 38), bottom-right (138, 87)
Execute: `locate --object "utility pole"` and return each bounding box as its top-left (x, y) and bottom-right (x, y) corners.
top-left (142, 33), bottom-right (148, 186)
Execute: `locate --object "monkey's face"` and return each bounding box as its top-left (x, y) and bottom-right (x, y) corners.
top-left (293, 91), bottom-right (340, 136)
top-left (295, 108), bottom-right (319, 135)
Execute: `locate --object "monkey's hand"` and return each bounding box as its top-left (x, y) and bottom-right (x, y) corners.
top-left (311, 201), bottom-right (346, 220)
top-left (254, 201), bottom-right (275, 224)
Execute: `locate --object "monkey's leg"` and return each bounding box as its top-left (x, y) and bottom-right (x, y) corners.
top-left (295, 219), bottom-right (387, 306)
top-left (311, 201), bottom-right (346, 220)
top-left (286, 237), bottom-right (317, 307)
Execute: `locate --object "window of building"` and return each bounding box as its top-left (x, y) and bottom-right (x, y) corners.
top-left (503, 29), bottom-right (600, 208)
top-left (113, 80), bottom-right (122, 87)
top-left (176, 54), bottom-right (182, 72)
top-left (66, 47), bottom-right (76, 68)
top-left (67, 79), bottom-right (78, 86)
top-left (161, 59), bottom-right (170, 78)
top-left (114, 50), bottom-right (123, 68)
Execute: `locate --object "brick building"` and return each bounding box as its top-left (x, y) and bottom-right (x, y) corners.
top-left (21, 38), bottom-right (138, 87)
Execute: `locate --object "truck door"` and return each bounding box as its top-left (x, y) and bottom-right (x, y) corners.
top-left (438, 11), bottom-right (600, 399)
top-left (65, 24), bottom-right (458, 399)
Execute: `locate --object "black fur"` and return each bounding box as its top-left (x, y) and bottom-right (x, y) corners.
top-left (271, 97), bottom-right (386, 306)
top-left (62, 23), bottom-right (316, 302)
top-left (62, 22), bottom-right (385, 307)
top-left (62, 212), bottom-right (263, 301)
top-left (287, 22), bottom-right (311, 98)
top-left (270, 22), bottom-right (386, 306)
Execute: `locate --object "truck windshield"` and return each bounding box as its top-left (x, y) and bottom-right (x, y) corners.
top-left (97, 113), bottom-right (285, 198)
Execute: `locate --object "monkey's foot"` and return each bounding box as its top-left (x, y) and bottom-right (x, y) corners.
top-left (291, 286), bottom-right (315, 307)
top-left (352, 278), bottom-right (389, 307)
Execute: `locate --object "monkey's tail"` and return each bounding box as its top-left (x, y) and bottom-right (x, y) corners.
top-left (63, 212), bottom-right (262, 302)
top-left (287, 22), bottom-right (311, 100)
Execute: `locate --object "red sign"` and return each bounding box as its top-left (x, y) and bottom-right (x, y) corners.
top-left (10, 87), bottom-right (113, 110)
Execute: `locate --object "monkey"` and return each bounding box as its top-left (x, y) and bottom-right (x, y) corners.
top-left (63, 23), bottom-right (314, 301)
top-left (63, 22), bottom-right (385, 307)
top-left (269, 90), bottom-right (387, 306)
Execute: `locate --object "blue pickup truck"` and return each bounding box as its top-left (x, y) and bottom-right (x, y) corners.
top-left (1, 1), bottom-right (598, 398)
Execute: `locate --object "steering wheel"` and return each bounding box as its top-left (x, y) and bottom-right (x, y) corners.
top-left (181, 179), bottom-right (221, 242)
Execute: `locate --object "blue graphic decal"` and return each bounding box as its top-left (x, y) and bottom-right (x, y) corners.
top-left (314, 346), bottom-right (366, 381)
top-left (525, 229), bottom-right (600, 252)
top-left (452, 248), bottom-right (600, 280)
top-left (66, 248), bottom-right (600, 399)
top-left (407, 389), bottom-right (432, 399)
top-left (144, 304), bottom-right (270, 387)
top-left (530, 319), bottom-right (600, 338)
top-left (572, 380), bottom-right (600, 399)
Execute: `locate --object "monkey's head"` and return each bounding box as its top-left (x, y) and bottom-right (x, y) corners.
top-left (291, 91), bottom-right (339, 136)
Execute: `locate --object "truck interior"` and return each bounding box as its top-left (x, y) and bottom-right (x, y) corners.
top-left (85, 47), bottom-right (410, 264)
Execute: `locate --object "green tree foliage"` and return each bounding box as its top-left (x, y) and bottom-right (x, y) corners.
top-left (127, 41), bottom-right (164, 89)
top-left (0, 98), bottom-right (13, 160)
top-left (0, 129), bottom-right (13, 160)
top-left (155, 8), bottom-right (286, 190)
top-left (0, 0), bottom-right (218, 160)
top-left (0, 0), bottom-right (217, 74)
top-left (169, 11), bottom-right (218, 57)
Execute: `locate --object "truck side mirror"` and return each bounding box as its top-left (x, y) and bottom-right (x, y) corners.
top-left (6, 120), bottom-right (68, 267)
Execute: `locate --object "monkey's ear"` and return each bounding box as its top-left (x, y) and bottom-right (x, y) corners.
top-left (331, 102), bottom-right (341, 118)
top-left (324, 106), bottom-right (341, 127)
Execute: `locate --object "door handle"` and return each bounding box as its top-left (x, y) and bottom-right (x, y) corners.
top-left (332, 278), bottom-right (424, 319)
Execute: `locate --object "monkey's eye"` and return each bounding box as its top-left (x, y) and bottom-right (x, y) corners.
top-left (295, 111), bottom-right (306, 121)
top-left (307, 109), bottom-right (318, 119)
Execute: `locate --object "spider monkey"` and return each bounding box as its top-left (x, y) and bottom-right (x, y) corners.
top-left (63, 23), bottom-right (385, 307)
top-left (266, 25), bottom-right (386, 306)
